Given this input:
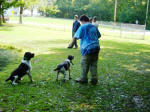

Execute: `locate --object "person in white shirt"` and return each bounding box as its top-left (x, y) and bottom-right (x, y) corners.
top-left (92, 16), bottom-right (99, 28)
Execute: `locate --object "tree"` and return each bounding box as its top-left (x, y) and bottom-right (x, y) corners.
top-left (15, 0), bottom-right (38, 24)
top-left (0, 1), bottom-right (2, 25)
top-left (28, 0), bottom-right (38, 16)
top-left (0, 0), bottom-right (17, 25)
top-left (38, 0), bottom-right (59, 17)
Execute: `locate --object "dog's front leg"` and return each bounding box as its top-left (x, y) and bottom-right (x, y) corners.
top-left (63, 72), bottom-right (67, 82)
top-left (27, 71), bottom-right (33, 83)
top-left (71, 61), bottom-right (74, 65)
top-left (69, 69), bottom-right (71, 80)
top-left (12, 75), bottom-right (18, 85)
top-left (56, 72), bottom-right (59, 81)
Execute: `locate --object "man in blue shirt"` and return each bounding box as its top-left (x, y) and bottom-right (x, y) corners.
top-left (70, 14), bottom-right (101, 85)
top-left (68, 15), bottom-right (81, 49)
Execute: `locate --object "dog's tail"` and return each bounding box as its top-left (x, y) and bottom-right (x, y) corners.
top-left (54, 68), bottom-right (58, 71)
top-left (5, 77), bottom-right (10, 82)
top-left (54, 65), bottom-right (61, 71)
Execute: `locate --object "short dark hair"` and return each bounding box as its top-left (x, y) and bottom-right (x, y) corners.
top-left (80, 14), bottom-right (89, 22)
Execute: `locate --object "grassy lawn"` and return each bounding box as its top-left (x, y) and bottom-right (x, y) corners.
top-left (10, 17), bottom-right (73, 26)
top-left (9, 16), bottom-right (150, 41)
top-left (0, 18), bottom-right (150, 112)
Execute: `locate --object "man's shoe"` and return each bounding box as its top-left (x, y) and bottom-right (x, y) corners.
top-left (75, 78), bottom-right (88, 84)
top-left (90, 79), bottom-right (98, 85)
top-left (74, 46), bottom-right (78, 49)
top-left (67, 46), bottom-right (73, 49)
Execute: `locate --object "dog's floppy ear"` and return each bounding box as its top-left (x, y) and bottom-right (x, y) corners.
top-left (24, 52), bottom-right (34, 60)
top-left (32, 53), bottom-right (35, 58)
top-left (24, 52), bottom-right (29, 59)
top-left (68, 55), bottom-right (74, 60)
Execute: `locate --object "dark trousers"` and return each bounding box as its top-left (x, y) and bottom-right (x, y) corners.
top-left (69, 31), bottom-right (78, 48)
top-left (80, 52), bottom-right (99, 81)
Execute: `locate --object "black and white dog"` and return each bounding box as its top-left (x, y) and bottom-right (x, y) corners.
top-left (5, 52), bottom-right (34, 85)
top-left (54, 55), bottom-right (74, 81)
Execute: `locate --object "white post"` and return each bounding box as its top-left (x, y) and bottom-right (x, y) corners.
top-left (144, 0), bottom-right (149, 40)
top-left (0, 4), bottom-right (2, 25)
top-left (145, 0), bottom-right (150, 26)
top-left (114, 0), bottom-right (118, 22)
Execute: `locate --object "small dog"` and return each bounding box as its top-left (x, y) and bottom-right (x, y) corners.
top-left (5, 52), bottom-right (35, 85)
top-left (54, 55), bottom-right (74, 81)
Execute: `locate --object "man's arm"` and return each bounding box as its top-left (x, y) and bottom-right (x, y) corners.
top-left (97, 28), bottom-right (101, 38)
top-left (69, 26), bottom-right (82, 47)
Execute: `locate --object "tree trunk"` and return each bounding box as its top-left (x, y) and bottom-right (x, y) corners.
top-left (31, 5), bottom-right (34, 17)
top-left (19, 6), bottom-right (23, 24)
top-left (0, 14), bottom-right (2, 26)
top-left (31, 9), bottom-right (33, 16)
top-left (2, 13), bottom-right (5, 23)
top-left (0, 4), bottom-right (2, 26)
top-left (114, 0), bottom-right (117, 22)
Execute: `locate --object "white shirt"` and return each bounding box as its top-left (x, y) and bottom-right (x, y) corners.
top-left (92, 21), bottom-right (99, 28)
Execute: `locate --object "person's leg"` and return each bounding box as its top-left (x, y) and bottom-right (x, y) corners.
top-left (89, 52), bottom-right (99, 85)
top-left (68, 31), bottom-right (75, 48)
top-left (76, 55), bottom-right (90, 83)
top-left (74, 38), bottom-right (78, 48)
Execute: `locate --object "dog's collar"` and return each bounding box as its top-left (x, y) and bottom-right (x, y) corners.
top-left (23, 57), bottom-right (28, 60)
top-left (65, 59), bottom-right (70, 62)
top-left (21, 59), bottom-right (31, 69)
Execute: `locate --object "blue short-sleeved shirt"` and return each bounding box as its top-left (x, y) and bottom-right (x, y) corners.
top-left (74, 23), bottom-right (101, 56)
top-left (72, 20), bottom-right (81, 32)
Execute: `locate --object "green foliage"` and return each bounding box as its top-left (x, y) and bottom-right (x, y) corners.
top-left (0, 0), bottom-right (17, 14)
top-left (146, 16), bottom-right (150, 30)
top-left (117, 0), bottom-right (146, 24)
top-left (15, 0), bottom-right (38, 10)
top-left (39, 5), bottom-right (60, 17)
top-left (39, 0), bottom-right (149, 26)
top-left (0, 0), bottom-right (17, 25)
top-left (86, 0), bottom-right (114, 20)
top-left (45, 6), bottom-right (60, 17)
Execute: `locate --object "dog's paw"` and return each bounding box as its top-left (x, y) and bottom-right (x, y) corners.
top-left (12, 82), bottom-right (18, 85)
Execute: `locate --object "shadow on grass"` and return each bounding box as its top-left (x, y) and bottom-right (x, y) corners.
top-left (0, 48), bottom-right (18, 71)
top-left (0, 24), bottom-right (16, 31)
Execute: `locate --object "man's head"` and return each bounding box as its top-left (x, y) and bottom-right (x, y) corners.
top-left (89, 17), bottom-right (92, 23)
top-left (74, 15), bottom-right (78, 20)
top-left (80, 14), bottom-right (89, 24)
top-left (93, 16), bottom-right (97, 22)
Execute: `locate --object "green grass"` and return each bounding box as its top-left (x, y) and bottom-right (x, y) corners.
top-left (0, 18), bottom-right (150, 111)
top-left (10, 16), bottom-right (73, 26)
top-left (9, 16), bottom-right (150, 41)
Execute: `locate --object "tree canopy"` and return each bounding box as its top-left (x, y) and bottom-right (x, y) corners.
top-left (39, 0), bottom-right (148, 26)
top-left (0, 0), bottom-right (17, 25)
